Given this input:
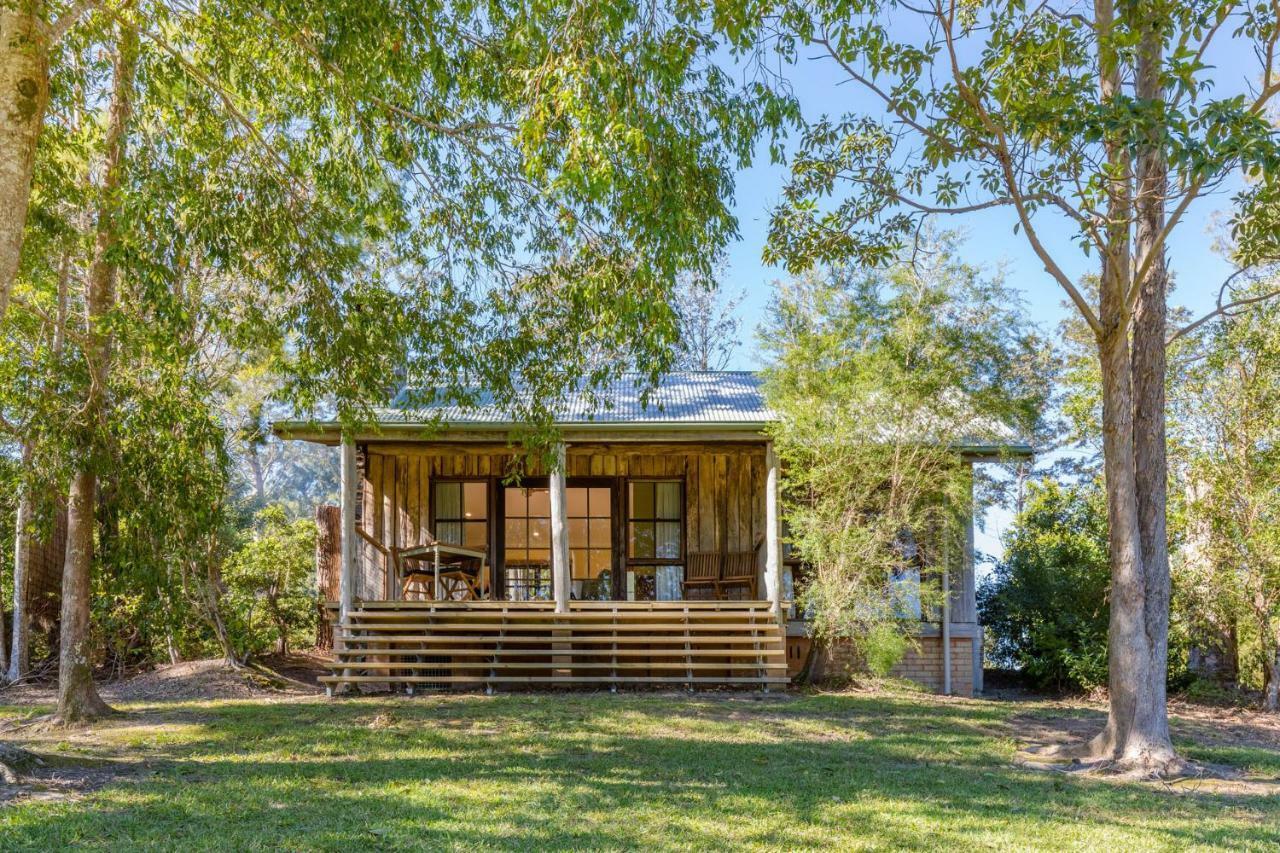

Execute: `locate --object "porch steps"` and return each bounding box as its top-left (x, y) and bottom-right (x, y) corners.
top-left (321, 601), bottom-right (788, 693)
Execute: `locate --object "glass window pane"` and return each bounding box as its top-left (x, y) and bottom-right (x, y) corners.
top-left (656, 521), bottom-right (681, 559)
top-left (588, 518), bottom-right (610, 547)
top-left (529, 517), bottom-right (550, 548)
top-left (630, 482), bottom-right (654, 519)
top-left (527, 488), bottom-right (550, 518)
top-left (629, 522), bottom-right (655, 558)
top-left (627, 566), bottom-right (656, 601)
top-left (463, 521), bottom-right (487, 549)
top-left (436, 521), bottom-right (462, 545)
top-left (463, 482), bottom-right (487, 519)
top-left (528, 548), bottom-right (550, 565)
top-left (571, 548), bottom-right (588, 578)
top-left (568, 518), bottom-right (588, 548)
top-left (504, 487), bottom-right (527, 516)
top-left (566, 487), bottom-right (588, 518)
top-left (589, 549), bottom-right (611, 575)
top-left (588, 488), bottom-right (610, 517)
top-left (656, 565), bottom-right (684, 600)
top-left (435, 482), bottom-right (461, 520)
top-left (505, 518), bottom-right (527, 548)
top-left (655, 482), bottom-right (681, 519)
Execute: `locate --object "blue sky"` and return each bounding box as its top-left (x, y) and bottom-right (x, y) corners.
top-left (711, 33), bottom-right (1259, 568)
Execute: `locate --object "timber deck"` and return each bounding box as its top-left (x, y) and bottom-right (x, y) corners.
top-left (321, 600), bottom-right (789, 692)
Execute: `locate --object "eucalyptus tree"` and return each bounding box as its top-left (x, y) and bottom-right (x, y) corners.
top-left (723, 0), bottom-right (1280, 773)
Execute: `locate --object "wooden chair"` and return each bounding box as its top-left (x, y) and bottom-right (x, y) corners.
top-left (719, 551), bottom-right (758, 599)
top-left (686, 550), bottom-right (727, 596)
top-left (682, 552), bottom-right (723, 599)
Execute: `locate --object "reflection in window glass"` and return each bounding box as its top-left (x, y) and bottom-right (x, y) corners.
top-left (504, 487), bottom-right (551, 600)
top-left (626, 480), bottom-right (684, 600)
top-left (433, 481), bottom-right (487, 552)
top-left (568, 486), bottom-right (612, 600)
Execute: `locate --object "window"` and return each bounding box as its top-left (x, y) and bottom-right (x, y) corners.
top-left (432, 481), bottom-right (488, 550)
top-left (504, 487), bottom-right (552, 600)
top-left (568, 486), bottom-right (613, 600)
top-left (890, 529), bottom-right (923, 620)
top-left (627, 480), bottom-right (683, 600)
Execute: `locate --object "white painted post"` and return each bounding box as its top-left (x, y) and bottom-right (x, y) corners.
top-left (550, 443), bottom-right (570, 614)
top-left (764, 442), bottom-right (782, 620)
top-left (339, 437), bottom-right (357, 628)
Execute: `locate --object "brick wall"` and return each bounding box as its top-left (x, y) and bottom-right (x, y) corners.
top-left (791, 633), bottom-right (976, 697)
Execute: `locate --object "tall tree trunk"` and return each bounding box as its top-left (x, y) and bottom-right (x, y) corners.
top-left (57, 469), bottom-right (111, 721)
top-left (0, 1), bottom-right (49, 321)
top-left (56, 19), bottom-right (135, 724)
top-left (1069, 0), bottom-right (1180, 774)
top-left (7, 444), bottom-right (33, 683)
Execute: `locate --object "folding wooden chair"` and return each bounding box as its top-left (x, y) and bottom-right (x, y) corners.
top-left (720, 552), bottom-right (759, 599)
top-left (682, 552), bottom-right (722, 600)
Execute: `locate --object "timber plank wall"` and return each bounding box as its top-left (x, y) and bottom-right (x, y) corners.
top-left (350, 442), bottom-right (769, 601)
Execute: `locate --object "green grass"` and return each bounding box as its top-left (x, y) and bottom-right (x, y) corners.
top-left (1, 688), bottom-right (1276, 851)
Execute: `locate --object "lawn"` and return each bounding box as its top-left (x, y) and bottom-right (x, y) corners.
top-left (0, 686), bottom-right (1276, 851)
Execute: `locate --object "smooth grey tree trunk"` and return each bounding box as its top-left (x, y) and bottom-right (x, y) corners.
top-left (56, 19), bottom-right (135, 724)
top-left (7, 446), bottom-right (32, 683)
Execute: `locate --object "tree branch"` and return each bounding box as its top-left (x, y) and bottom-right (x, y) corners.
top-left (47, 0), bottom-right (103, 43)
top-left (1168, 268), bottom-right (1280, 343)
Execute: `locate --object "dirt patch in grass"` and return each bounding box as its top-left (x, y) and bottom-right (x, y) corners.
top-left (1009, 699), bottom-right (1280, 794)
top-left (1, 654), bottom-right (326, 708)
top-left (0, 746), bottom-right (138, 806)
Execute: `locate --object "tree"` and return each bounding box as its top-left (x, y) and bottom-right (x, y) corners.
top-left (980, 479), bottom-right (1114, 692)
top-left (671, 268), bottom-right (745, 371)
top-left (1174, 281), bottom-right (1280, 708)
top-left (223, 505), bottom-right (315, 659)
top-left (762, 234), bottom-right (1049, 675)
top-left (724, 0), bottom-right (1280, 773)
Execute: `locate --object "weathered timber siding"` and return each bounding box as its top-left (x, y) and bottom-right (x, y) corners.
top-left (354, 442), bottom-right (769, 595)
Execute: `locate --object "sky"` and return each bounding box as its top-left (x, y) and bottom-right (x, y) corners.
top-left (709, 29), bottom-right (1261, 571)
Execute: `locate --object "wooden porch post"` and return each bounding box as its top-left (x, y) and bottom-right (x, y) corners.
top-left (550, 442), bottom-right (570, 613)
top-left (764, 442), bottom-right (782, 619)
top-left (339, 436), bottom-right (357, 626)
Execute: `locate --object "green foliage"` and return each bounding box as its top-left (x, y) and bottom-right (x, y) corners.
top-left (981, 478), bottom-right (1193, 692)
top-left (980, 479), bottom-right (1112, 691)
top-left (1172, 279), bottom-right (1280, 699)
top-left (222, 505), bottom-right (317, 659)
top-left (763, 232), bottom-right (1050, 660)
top-left (861, 622), bottom-right (911, 678)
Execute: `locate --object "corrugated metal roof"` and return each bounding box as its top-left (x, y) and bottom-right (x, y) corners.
top-left (384, 371), bottom-right (774, 426)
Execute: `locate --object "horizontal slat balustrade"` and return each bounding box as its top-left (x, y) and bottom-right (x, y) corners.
top-left (321, 600), bottom-right (788, 692)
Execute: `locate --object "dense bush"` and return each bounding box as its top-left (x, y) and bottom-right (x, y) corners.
top-left (979, 479), bottom-right (1113, 691)
top-left (222, 505), bottom-right (317, 659)
top-left (981, 478), bottom-right (1192, 692)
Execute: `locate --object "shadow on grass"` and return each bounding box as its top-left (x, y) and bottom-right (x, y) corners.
top-left (1, 693), bottom-right (1276, 850)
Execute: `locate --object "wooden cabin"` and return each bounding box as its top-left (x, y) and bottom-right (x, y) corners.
top-left (275, 372), bottom-right (1023, 696)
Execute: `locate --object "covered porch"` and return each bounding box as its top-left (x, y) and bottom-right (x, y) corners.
top-left (310, 432), bottom-right (789, 691)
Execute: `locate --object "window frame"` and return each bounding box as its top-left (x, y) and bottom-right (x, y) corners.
top-left (428, 477), bottom-right (491, 553)
top-left (625, 479), bottom-right (686, 567)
